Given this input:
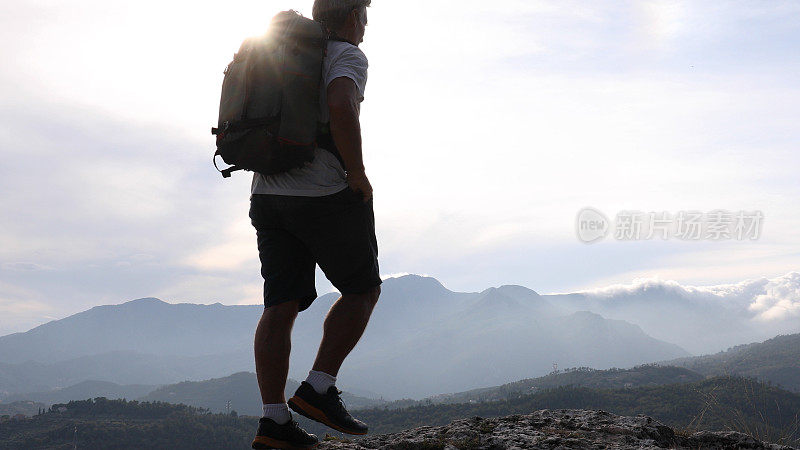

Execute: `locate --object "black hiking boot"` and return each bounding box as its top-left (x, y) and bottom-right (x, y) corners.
top-left (288, 381), bottom-right (368, 435)
top-left (251, 415), bottom-right (318, 449)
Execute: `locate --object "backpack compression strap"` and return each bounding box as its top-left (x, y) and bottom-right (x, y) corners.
top-left (211, 116), bottom-right (281, 178)
top-left (211, 125), bottom-right (243, 178)
top-left (212, 148), bottom-right (241, 178)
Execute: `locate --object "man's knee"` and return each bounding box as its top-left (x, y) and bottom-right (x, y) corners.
top-left (366, 284), bottom-right (381, 305)
top-left (343, 285), bottom-right (380, 306)
top-left (262, 299), bottom-right (300, 323)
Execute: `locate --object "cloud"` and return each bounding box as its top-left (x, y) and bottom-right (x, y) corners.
top-left (153, 273), bottom-right (258, 306)
top-left (181, 216), bottom-right (256, 272)
top-left (0, 281), bottom-right (56, 336)
top-left (634, 0), bottom-right (687, 50)
top-left (381, 272), bottom-right (418, 281)
top-left (0, 282), bottom-right (47, 310)
top-left (578, 276), bottom-right (696, 298)
top-left (577, 271), bottom-right (800, 322)
top-left (747, 272), bottom-right (800, 321)
top-left (1, 262), bottom-right (53, 271)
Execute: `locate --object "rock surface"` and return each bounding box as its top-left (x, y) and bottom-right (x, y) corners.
top-left (318, 409), bottom-right (797, 449)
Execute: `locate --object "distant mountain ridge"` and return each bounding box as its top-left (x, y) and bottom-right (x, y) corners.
top-left (0, 298), bottom-right (260, 363)
top-left (9, 330), bottom-right (798, 413)
top-left (0, 349), bottom-right (252, 396)
top-left (543, 272), bottom-right (800, 354)
top-left (138, 372), bottom-right (382, 417)
top-left (0, 275), bottom-right (691, 398)
top-left (416, 364), bottom-right (705, 407)
top-left (0, 364), bottom-right (707, 416)
top-left (4, 380), bottom-right (155, 405)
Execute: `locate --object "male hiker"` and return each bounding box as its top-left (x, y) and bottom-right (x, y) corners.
top-left (248, 1), bottom-right (380, 448)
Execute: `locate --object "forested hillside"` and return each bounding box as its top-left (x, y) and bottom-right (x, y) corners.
top-left (356, 375), bottom-right (800, 446)
top-left (3, 375), bottom-right (799, 449)
top-left (664, 333), bottom-right (800, 392)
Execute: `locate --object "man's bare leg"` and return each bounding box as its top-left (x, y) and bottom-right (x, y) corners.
top-left (254, 299), bottom-right (299, 404)
top-left (311, 286), bottom-right (380, 376)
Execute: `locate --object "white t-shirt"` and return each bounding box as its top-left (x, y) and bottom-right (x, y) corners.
top-left (250, 40), bottom-right (368, 196)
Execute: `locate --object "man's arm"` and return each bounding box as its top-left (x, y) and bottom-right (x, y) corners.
top-left (327, 76), bottom-right (372, 202)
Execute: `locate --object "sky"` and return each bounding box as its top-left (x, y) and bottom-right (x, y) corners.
top-left (1, 0), bottom-right (799, 336)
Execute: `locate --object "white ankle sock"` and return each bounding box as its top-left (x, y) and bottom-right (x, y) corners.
top-left (262, 403), bottom-right (291, 425)
top-left (305, 370), bottom-right (336, 394)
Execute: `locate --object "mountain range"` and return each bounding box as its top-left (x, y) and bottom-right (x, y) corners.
top-left (8, 326), bottom-right (799, 420)
top-left (0, 275), bottom-right (694, 399)
top-left (2, 273), bottom-right (796, 400)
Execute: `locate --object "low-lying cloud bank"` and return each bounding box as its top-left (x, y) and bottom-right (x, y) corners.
top-left (578, 271), bottom-right (800, 322)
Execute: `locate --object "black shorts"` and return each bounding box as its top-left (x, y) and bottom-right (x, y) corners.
top-left (249, 186), bottom-right (382, 312)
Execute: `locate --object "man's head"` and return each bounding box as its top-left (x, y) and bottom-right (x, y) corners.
top-left (313, 0), bottom-right (370, 45)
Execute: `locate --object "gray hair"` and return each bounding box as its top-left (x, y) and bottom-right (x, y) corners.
top-left (312, 0), bottom-right (371, 32)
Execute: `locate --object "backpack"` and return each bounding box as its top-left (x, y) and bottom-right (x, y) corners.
top-left (212, 10), bottom-right (328, 178)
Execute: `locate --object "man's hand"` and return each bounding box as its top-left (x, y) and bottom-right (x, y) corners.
top-left (347, 170), bottom-right (373, 203)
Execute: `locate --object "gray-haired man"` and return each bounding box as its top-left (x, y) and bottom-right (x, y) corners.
top-left (250, 1), bottom-right (379, 448)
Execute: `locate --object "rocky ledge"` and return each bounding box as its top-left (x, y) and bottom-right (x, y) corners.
top-left (319, 409), bottom-right (797, 449)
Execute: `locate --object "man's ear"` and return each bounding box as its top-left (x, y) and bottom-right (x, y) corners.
top-left (350, 8), bottom-right (365, 27)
